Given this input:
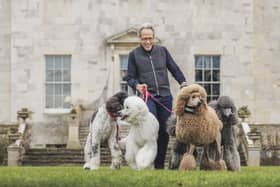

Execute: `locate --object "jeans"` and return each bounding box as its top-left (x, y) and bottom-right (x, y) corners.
top-left (146, 95), bottom-right (173, 169)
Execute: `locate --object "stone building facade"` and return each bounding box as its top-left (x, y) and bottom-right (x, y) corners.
top-left (0, 0), bottom-right (280, 147)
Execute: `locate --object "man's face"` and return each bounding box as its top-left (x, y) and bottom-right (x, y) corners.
top-left (140, 28), bottom-right (154, 52)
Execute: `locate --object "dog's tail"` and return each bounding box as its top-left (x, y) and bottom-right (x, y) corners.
top-left (167, 114), bottom-right (177, 137)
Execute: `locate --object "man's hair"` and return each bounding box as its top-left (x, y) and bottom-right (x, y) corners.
top-left (138, 23), bottom-right (155, 38)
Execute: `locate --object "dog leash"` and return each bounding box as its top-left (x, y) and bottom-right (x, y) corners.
top-left (115, 121), bottom-right (120, 144)
top-left (107, 112), bottom-right (120, 143)
top-left (142, 86), bottom-right (174, 114)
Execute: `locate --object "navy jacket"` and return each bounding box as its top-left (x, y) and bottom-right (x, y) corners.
top-left (127, 45), bottom-right (186, 96)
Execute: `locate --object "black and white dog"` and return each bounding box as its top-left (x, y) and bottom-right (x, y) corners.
top-left (83, 91), bottom-right (128, 170)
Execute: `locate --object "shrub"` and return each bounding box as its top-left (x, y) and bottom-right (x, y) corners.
top-left (0, 135), bottom-right (9, 165)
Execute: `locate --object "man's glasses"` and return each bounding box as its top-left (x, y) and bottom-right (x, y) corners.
top-left (141, 37), bottom-right (154, 41)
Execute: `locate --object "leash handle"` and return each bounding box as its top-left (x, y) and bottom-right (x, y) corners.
top-left (142, 87), bottom-right (173, 114)
top-left (141, 85), bottom-right (148, 103)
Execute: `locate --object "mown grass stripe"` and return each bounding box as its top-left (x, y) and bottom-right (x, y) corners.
top-left (0, 167), bottom-right (279, 187)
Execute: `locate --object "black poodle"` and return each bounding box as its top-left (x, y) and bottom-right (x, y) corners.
top-left (206, 96), bottom-right (241, 171)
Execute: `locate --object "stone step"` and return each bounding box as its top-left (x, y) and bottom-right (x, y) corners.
top-left (22, 147), bottom-right (130, 166)
top-left (22, 161), bottom-right (86, 166)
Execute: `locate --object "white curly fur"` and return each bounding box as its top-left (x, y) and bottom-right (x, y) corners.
top-left (120, 96), bottom-right (159, 170)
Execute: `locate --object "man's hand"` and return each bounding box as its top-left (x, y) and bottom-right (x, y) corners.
top-left (180, 82), bottom-right (188, 89)
top-left (136, 84), bottom-right (147, 94)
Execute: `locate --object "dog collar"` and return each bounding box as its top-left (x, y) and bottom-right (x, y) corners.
top-left (184, 106), bottom-right (195, 113)
top-left (107, 112), bottom-right (118, 121)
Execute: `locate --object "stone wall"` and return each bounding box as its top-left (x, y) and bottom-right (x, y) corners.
top-left (0, 0), bottom-right (11, 122)
top-left (0, 0), bottom-right (279, 146)
top-left (6, 0), bottom-right (255, 121)
top-left (250, 124), bottom-right (280, 165)
top-left (253, 0), bottom-right (280, 124)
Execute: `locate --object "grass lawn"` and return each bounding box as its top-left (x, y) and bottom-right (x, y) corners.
top-left (0, 166), bottom-right (279, 187)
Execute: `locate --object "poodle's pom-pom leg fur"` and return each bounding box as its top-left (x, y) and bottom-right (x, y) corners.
top-left (125, 140), bottom-right (139, 169)
top-left (169, 141), bottom-right (193, 169)
top-left (179, 153), bottom-right (196, 170)
top-left (214, 160), bottom-right (227, 170)
top-left (201, 159), bottom-right (227, 170)
top-left (224, 145), bottom-right (241, 171)
top-left (136, 142), bottom-right (157, 169)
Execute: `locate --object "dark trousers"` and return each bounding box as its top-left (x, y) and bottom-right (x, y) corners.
top-left (146, 95), bottom-right (173, 169)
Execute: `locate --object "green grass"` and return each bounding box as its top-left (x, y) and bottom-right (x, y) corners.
top-left (0, 166), bottom-right (280, 187)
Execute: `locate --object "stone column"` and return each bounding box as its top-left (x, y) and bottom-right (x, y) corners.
top-left (247, 131), bottom-right (262, 166)
top-left (7, 143), bottom-right (23, 166)
top-left (66, 113), bottom-right (81, 149)
top-left (7, 108), bottom-right (32, 166)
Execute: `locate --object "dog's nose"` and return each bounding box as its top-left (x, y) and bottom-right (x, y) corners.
top-left (223, 108), bottom-right (232, 117)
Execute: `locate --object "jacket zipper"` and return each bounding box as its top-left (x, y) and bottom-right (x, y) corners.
top-left (149, 55), bottom-right (160, 95)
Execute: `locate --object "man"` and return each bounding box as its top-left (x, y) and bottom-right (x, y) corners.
top-left (127, 23), bottom-right (187, 169)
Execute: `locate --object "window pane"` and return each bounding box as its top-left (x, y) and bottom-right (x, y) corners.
top-left (54, 70), bottom-right (62, 81)
top-left (213, 84), bottom-right (220, 95)
top-left (46, 84), bottom-right (54, 95)
top-left (207, 96), bottom-right (211, 103)
top-left (204, 70), bottom-right (211, 81)
top-left (195, 70), bottom-right (203, 81)
top-left (213, 70), bottom-right (220, 81)
top-left (46, 70), bottom-right (54, 82)
top-left (213, 56), bottom-right (220, 68)
top-left (119, 55), bottom-right (129, 95)
top-left (63, 70), bottom-right (71, 81)
top-left (63, 101), bottom-right (71, 108)
top-left (45, 55), bottom-right (72, 109)
top-left (55, 56), bottom-right (62, 69)
top-left (55, 84), bottom-right (62, 95)
top-left (204, 56), bottom-right (211, 69)
top-left (46, 56), bottom-right (54, 70)
top-left (195, 56), bottom-right (203, 69)
top-left (212, 96), bottom-right (219, 101)
top-left (204, 84), bottom-right (211, 95)
top-left (55, 96), bottom-right (63, 108)
top-left (120, 55), bottom-right (128, 70)
top-left (63, 56), bottom-right (71, 69)
top-left (195, 55), bottom-right (220, 102)
top-left (63, 84), bottom-right (71, 96)
top-left (46, 95), bottom-right (53, 108)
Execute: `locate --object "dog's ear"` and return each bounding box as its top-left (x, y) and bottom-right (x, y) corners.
top-left (175, 88), bottom-right (189, 116)
top-left (198, 86), bottom-right (207, 104)
top-left (113, 91), bottom-right (128, 105)
top-left (137, 102), bottom-right (149, 114)
top-left (119, 92), bottom-right (128, 105)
